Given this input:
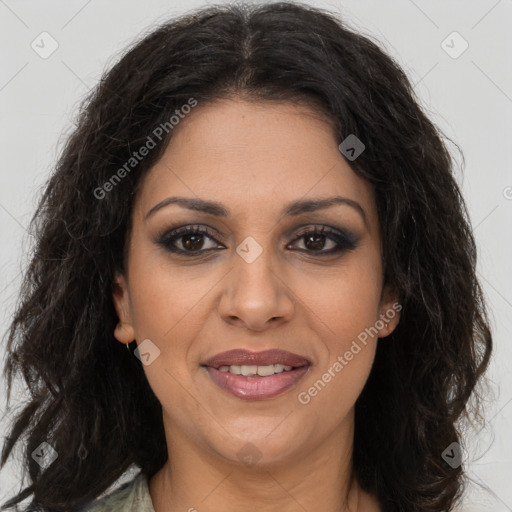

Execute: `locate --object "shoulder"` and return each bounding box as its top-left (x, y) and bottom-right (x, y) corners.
top-left (77, 472), bottom-right (155, 512)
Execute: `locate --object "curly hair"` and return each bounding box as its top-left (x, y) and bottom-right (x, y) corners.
top-left (1, 2), bottom-right (492, 511)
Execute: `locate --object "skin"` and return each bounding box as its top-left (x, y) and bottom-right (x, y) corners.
top-left (112, 98), bottom-right (400, 512)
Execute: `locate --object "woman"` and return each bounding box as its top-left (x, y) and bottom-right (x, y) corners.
top-left (0, 2), bottom-right (492, 511)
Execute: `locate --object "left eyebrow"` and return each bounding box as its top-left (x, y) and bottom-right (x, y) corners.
top-left (145, 195), bottom-right (368, 227)
top-left (282, 196), bottom-right (367, 227)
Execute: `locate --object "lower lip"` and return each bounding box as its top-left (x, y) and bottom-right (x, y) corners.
top-left (205, 366), bottom-right (310, 400)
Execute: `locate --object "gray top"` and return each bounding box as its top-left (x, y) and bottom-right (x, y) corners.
top-left (71, 468), bottom-right (505, 511)
top-left (79, 472), bottom-right (155, 511)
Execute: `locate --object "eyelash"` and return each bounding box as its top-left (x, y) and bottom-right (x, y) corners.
top-left (155, 224), bottom-right (359, 257)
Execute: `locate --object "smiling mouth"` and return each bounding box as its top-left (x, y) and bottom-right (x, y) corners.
top-left (211, 363), bottom-right (300, 376)
top-left (201, 348), bottom-right (311, 400)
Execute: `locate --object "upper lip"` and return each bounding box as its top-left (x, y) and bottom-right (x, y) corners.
top-left (203, 349), bottom-right (311, 369)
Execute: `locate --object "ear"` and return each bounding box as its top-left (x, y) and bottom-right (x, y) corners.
top-left (112, 271), bottom-right (136, 345)
top-left (377, 284), bottom-right (402, 338)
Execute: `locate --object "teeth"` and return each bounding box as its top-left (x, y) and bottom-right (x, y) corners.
top-left (217, 364), bottom-right (296, 376)
top-left (257, 365), bottom-right (275, 377)
top-left (242, 365), bottom-right (258, 376)
top-left (229, 365), bottom-right (242, 375)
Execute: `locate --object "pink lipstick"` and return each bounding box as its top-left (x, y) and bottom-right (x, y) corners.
top-left (202, 349), bottom-right (311, 400)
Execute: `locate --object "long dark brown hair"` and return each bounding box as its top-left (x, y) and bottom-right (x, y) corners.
top-left (1, 2), bottom-right (492, 511)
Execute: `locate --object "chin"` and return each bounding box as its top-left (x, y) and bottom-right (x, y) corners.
top-left (208, 429), bottom-right (307, 469)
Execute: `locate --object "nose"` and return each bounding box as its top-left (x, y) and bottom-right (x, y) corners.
top-left (217, 243), bottom-right (296, 331)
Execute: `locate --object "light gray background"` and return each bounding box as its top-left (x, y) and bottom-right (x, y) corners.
top-left (0, 0), bottom-right (511, 510)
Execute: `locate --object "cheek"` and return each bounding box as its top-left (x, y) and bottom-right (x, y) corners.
top-left (297, 344), bottom-right (376, 425)
top-left (294, 256), bottom-right (382, 409)
top-left (297, 282), bottom-right (379, 417)
top-left (299, 252), bottom-right (382, 337)
top-left (127, 247), bottom-right (217, 339)
top-left (124, 254), bottom-right (214, 402)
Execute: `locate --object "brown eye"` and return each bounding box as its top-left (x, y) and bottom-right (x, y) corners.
top-left (288, 226), bottom-right (359, 255)
top-left (302, 232), bottom-right (336, 251)
top-left (181, 233), bottom-right (207, 251)
top-left (156, 225), bottom-right (223, 255)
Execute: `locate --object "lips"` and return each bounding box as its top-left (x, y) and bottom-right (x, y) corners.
top-left (203, 349), bottom-right (310, 369)
top-left (202, 349), bottom-right (311, 400)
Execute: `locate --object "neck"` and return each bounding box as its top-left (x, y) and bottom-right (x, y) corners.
top-left (149, 411), bottom-right (375, 512)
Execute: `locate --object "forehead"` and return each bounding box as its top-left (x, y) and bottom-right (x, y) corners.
top-left (135, 99), bottom-right (377, 230)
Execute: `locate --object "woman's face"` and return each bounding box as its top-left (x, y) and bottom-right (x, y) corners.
top-left (113, 98), bottom-right (400, 466)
